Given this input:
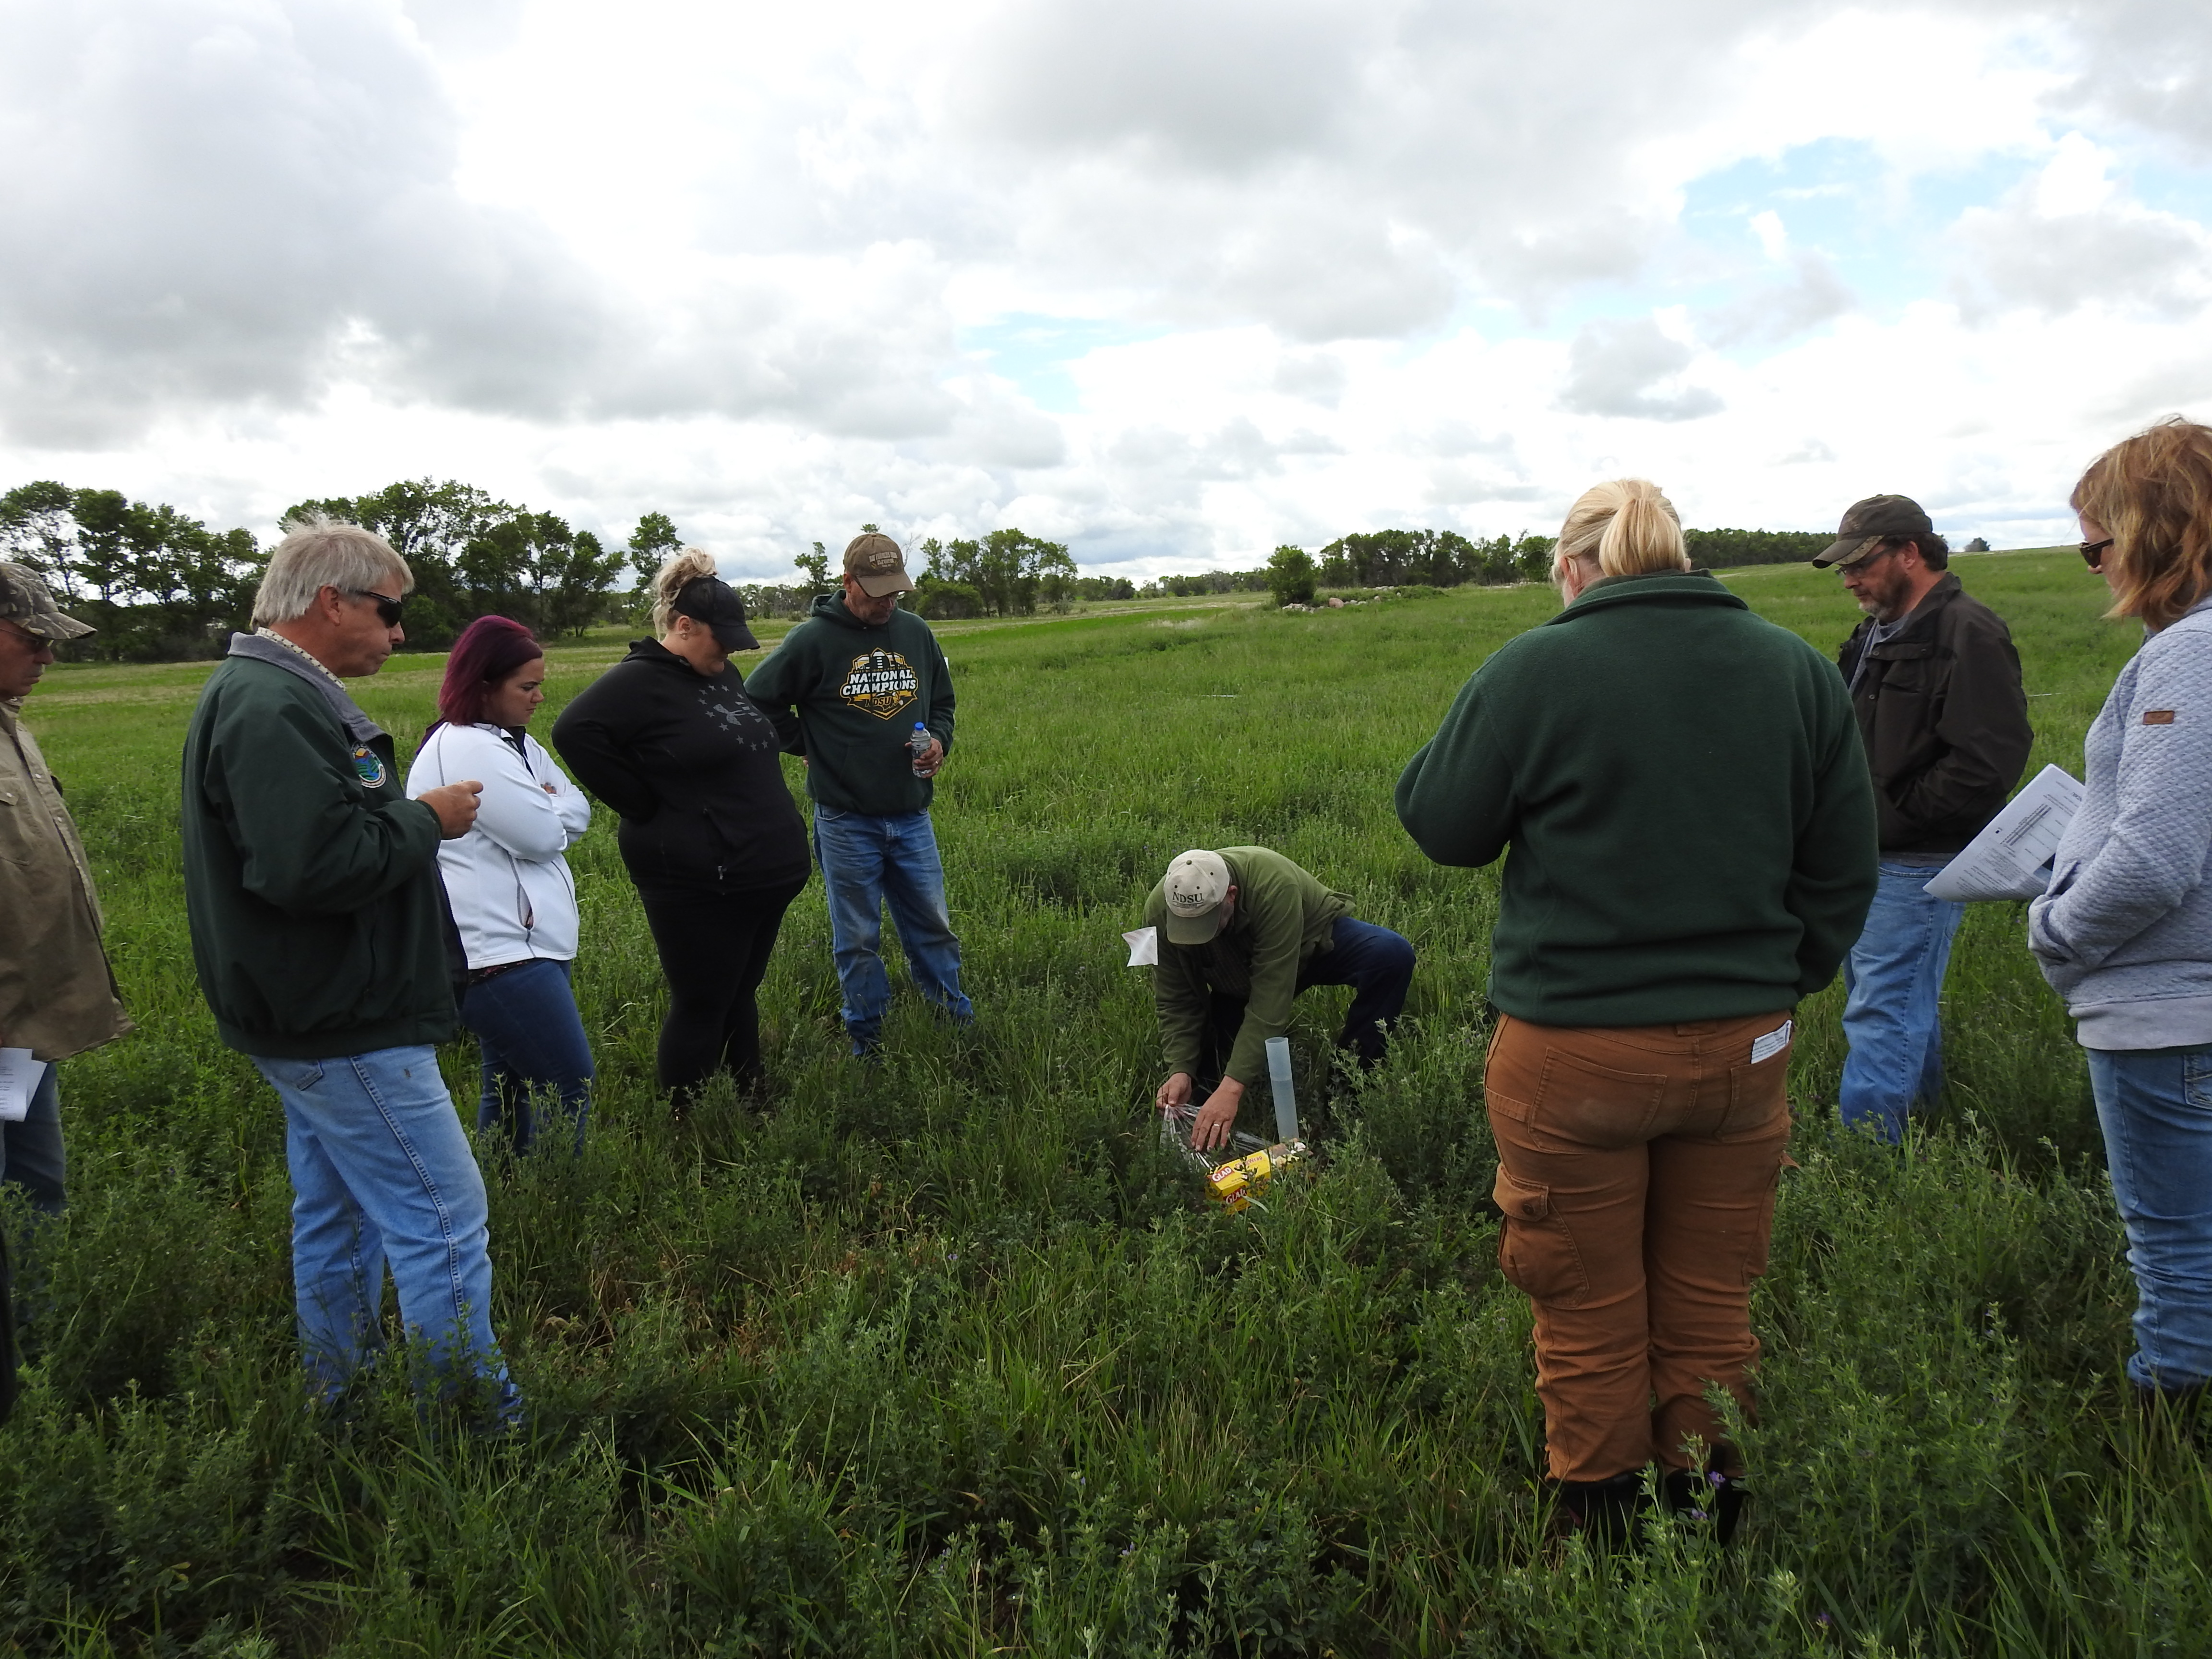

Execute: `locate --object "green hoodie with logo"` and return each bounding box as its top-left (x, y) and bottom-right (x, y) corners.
top-left (744, 593), bottom-right (957, 816)
top-left (1395, 569), bottom-right (1877, 1028)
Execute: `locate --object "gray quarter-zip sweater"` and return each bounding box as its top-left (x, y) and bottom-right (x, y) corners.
top-left (2031, 597), bottom-right (2212, 1050)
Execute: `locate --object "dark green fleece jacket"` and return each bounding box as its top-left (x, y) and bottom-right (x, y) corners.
top-left (1395, 570), bottom-right (1877, 1027)
top-left (741, 594), bottom-right (956, 817)
top-left (180, 636), bottom-right (456, 1059)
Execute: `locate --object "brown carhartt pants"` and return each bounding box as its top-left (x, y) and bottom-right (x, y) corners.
top-left (1484, 1010), bottom-right (1795, 1484)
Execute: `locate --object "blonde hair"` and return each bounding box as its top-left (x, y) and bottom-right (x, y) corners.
top-left (651, 547), bottom-right (720, 635)
top-left (2072, 417), bottom-right (2212, 631)
top-left (252, 516), bottom-right (410, 625)
top-left (1551, 479), bottom-right (1688, 588)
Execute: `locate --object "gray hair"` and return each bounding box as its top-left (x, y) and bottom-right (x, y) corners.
top-left (251, 516), bottom-right (412, 626)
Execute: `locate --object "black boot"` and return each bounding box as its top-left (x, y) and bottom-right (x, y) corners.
top-left (1552, 1469), bottom-right (1648, 1552)
top-left (1662, 1456), bottom-right (1750, 1546)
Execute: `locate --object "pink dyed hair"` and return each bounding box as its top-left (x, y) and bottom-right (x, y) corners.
top-left (438, 615), bottom-right (543, 728)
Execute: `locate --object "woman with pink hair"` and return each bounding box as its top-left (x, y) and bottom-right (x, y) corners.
top-left (408, 615), bottom-right (595, 1154)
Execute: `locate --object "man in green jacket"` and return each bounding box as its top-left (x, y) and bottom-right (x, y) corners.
top-left (745, 532), bottom-right (970, 1058)
top-left (180, 516), bottom-right (518, 1424)
top-left (1145, 846), bottom-right (1415, 1152)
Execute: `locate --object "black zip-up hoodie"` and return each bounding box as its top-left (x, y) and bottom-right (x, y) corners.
top-left (741, 592), bottom-right (956, 817)
top-left (551, 640), bottom-right (810, 899)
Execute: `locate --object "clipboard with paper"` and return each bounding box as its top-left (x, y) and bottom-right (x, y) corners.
top-left (1923, 764), bottom-right (2082, 903)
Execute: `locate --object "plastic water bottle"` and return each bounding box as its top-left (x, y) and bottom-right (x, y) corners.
top-left (910, 721), bottom-right (933, 775)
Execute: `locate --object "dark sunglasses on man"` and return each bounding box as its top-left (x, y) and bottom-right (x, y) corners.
top-left (2080, 538), bottom-right (2114, 572)
top-left (351, 589), bottom-right (405, 626)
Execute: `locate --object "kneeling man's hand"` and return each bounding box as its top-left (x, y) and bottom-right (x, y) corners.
top-left (1156, 1072), bottom-right (1193, 1112)
top-left (1190, 1077), bottom-right (1245, 1154)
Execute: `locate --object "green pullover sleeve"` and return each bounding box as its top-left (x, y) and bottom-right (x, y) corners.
top-left (1219, 856), bottom-right (1313, 1085)
top-left (1395, 663), bottom-right (1519, 867)
top-left (1144, 884), bottom-right (1209, 1081)
top-left (739, 626), bottom-right (810, 755)
top-left (923, 626), bottom-right (956, 755)
top-left (1789, 683), bottom-right (1881, 995)
top-left (205, 685), bottom-right (442, 916)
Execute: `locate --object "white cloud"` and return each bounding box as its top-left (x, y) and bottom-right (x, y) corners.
top-left (1951, 134), bottom-right (2212, 321)
top-left (0, 0), bottom-right (2206, 577)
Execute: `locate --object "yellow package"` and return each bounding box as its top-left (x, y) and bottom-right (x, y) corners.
top-left (1205, 1141), bottom-right (1309, 1213)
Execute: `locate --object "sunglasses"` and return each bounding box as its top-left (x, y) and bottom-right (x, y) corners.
top-left (2080, 539), bottom-right (2114, 573)
top-left (352, 589), bottom-right (405, 627)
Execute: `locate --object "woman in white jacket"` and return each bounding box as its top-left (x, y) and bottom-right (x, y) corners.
top-left (409, 616), bottom-right (595, 1153)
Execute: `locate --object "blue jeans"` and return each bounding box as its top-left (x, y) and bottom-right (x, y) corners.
top-left (2089, 1044), bottom-right (2212, 1392)
top-left (1197, 916), bottom-right (1417, 1082)
top-left (813, 805), bottom-right (972, 1053)
top-left (462, 959), bottom-right (594, 1154)
top-left (1839, 862), bottom-right (1964, 1142)
top-left (0, 1061), bottom-right (65, 1217)
top-left (252, 1046), bottom-right (519, 1419)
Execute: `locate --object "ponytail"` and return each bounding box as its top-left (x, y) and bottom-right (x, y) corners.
top-left (651, 548), bottom-right (721, 635)
top-left (1552, 478), bottom-right (1688, 586)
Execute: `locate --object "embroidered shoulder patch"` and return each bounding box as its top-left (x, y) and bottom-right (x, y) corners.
top-left (2144, 710), bottom-right (2177, 725)
top-left (352, 745), bottom-right (388, 786)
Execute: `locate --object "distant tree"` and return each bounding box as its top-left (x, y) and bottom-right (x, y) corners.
top-left (1266, 545), bottom-right (1317, 607)
top-left (0, 481), bottom-right (81, 598)
top-left (925, 528), bottom-right (1078, 616)
top-left (794, 541), bottom-right (832, 593)
top-left (0, 481), bottom-right (263, 658)
top-left (1680, 528), bottom-right (1830, 570)
top-left (626, 511), bottom-right (682, 595)
top-left (542, 528), bottom-right (625, 637)
top-left (286, 478), bottom-right (510, 648)
top-left (1965, 536), bottom-right (1990, 553)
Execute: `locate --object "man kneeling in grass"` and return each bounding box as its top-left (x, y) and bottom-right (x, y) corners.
top-left (1146, 847), bottom-right (1415, 1153)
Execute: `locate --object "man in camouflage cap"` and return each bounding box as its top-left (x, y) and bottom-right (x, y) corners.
top-left (0, 564), bottom-right (130, 1413)
top-left (1815, 496), bottom-right (2031, 1142)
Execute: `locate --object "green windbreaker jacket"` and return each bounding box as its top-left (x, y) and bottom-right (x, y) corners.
top-left (180, 635), bottom-right (455, 1059)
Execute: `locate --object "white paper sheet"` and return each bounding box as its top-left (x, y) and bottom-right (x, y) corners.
top-left (1923, 764), bottom-right (2083, 903)
top-left (1122, 926), bottom-right (1159, 967)
top-left (0, 1048), bottom-right (46, 1123)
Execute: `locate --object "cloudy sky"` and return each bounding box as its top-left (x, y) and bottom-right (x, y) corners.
top-left (0, 0), bottom-right (2207, 580)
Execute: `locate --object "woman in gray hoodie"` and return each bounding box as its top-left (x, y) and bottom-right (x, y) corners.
top-left (2031, 416), bottom-right (2212, 1406)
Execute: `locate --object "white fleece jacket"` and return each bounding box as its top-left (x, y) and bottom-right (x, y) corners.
top-left (406, 722), bottom-right (593, 970)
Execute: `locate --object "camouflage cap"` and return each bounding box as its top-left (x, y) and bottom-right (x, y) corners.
top-left (1812, 495), bottom-right (1936, 568)
top-left (843, 532), bottom-right (916, 597)
top-left (0, 562), bottom-right (93, 641)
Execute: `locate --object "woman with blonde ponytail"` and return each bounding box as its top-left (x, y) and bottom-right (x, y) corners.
top-left (552, 549), bottom-right (810, 1117)
top-left (1399, 478), bottom-right (1877, 1550)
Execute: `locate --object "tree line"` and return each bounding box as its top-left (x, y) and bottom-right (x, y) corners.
top-left (1, 469), bottom-right (1902, 659)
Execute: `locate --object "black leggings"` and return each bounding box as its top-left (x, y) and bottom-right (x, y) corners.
top-left (638, 878), bottom-right (806, 1104)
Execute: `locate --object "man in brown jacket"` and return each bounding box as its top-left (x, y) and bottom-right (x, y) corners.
top-left (1814, 496), bottom-right (2032, 1141)
top-left (0, 563), bottom-right (129, 1415)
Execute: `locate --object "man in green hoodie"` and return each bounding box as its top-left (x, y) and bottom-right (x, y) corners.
top-left (745, 532), bottom-right (971, 1057)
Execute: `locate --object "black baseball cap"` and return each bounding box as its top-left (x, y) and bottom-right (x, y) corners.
top-left (672, 575), bottom-right (759, 651)
top-left (1812, 495), bottom-right (1936, 568)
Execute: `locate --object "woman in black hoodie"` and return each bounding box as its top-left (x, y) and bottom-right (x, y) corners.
top-left (553, 550), bottom-right (810, 1113)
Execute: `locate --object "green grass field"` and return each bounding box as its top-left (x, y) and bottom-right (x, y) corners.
top-left (11, 549), bottom-right (2204, 1657)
